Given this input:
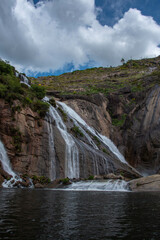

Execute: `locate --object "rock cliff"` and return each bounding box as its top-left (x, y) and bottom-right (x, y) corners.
top-left (1, 57), bottom-right (160, 187)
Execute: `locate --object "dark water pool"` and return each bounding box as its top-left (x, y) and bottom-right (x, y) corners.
top-left (0, 189), bottom-right (160, 240)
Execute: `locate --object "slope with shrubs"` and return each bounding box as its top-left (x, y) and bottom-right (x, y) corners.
top-left (0, 60), bottom-right (49, 117)
top-left (30, 56), bottom-right (160, 97)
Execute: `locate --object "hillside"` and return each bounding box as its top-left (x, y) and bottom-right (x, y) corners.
top-left (31, 56), bottom-right (160, 97)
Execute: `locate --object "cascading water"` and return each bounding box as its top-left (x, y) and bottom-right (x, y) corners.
top-left (45, 110), bottom-right (57, 181)
top-left (0, 140), bottom-right (23, 188)
top-left (58, 102), bottom-right (127, 164)
top-left (57, 180), bottom-right (129, 192)
top-left (44, 97), bottom-right (79, 179)
top-left (18, 73), bottom-right (30, 87)
top-left (0, 141), bottom-right (16, 178)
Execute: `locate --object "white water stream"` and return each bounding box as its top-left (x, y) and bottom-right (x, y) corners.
top-left (45, 99), bottom-right (79, 179)
top-left (19, 74), bottom-right (30, 87)
top-left (57, 180), bottom-right (129, 192)
top-left (0, 140), bottom-right (23, 188)
top-left (58, 102), bottom-right (127, 164)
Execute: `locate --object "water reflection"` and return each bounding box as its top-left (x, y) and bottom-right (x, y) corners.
top-left (0, 189), bottom-right (160, 240)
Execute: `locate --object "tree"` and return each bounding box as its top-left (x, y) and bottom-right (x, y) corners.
top-left (121, 58), bottom-right (125, 65)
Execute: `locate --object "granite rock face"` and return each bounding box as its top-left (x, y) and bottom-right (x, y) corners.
top-left (64, 93), bottom-right (112, 137)
top-left (129, 174), bottom-right (160, 191)
top-left (1, 84), bottom-right (160, 184)
top-left (0, 97), bottom-right (141, 183)
top-left (124, 86), bottom-right (160, 175)
top-left (0, 99), bottom-right (52, 179)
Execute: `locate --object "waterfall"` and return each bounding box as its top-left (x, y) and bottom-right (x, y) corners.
top-left (45, 111), bottom-right (56, 181)
top-left (46, 100), bottom-right (79, 179)
top-left (56, 180), bottom-right (129, 192)
top-left (0, 141), bottom-right (16, 178)
top-left (58, 102), bottom-right (127, 164)
top-left (0, 140), bottom-right (23, 188)
top-left (19, 73), bottom-right (30, 87)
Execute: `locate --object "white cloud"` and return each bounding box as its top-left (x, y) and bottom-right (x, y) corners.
top-left (0, 0), bottom-right (160, 74)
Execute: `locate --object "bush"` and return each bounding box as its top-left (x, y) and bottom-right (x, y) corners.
top-left (10, 127), bottom-right (22, 152)
top-left (23, 96), bottom-right (33, 105)
top-left (0, 83), bottom-right (7, 97)
top-left (71, 125), bottom-right (84, 137)
top-left (49, 97), bottom-right (56, 107)
top-left (58, 107), bottom-right (67, 122)
top-left (59, 178), bottom-right (70, 185)
top-left (0, 60), bottom-right (14, 75)
top-left (32, 100), bottom-right (49, 117)
top-left (93, 136), bottom-right (101, 146)
top-left (31, 84), bottom-right (46, 99)
top-left (88, 175), bottom-right (94, 180)
top-left (31, 175), bottom-right (51, 184)
top-left (112, 114), bottom-right (127, 127)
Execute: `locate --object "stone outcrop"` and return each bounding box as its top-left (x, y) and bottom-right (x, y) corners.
top-left (124, 85), bottom-right (160, 175)
top-left (129, 174), bottom-right (160, 191)
top-left (0, 99), bottom-right (52, 179)
top-left (64, 93), bottom-right (112, 137)
top-left (62, 84), bottom-right (160, 177)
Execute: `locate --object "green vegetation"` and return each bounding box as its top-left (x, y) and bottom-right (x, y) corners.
top-left (30, 56), bottom-right (160, 98)
top-left (58, 107), bottom-right (67, 122)
top-left (31, 84), bottom-right (46, 99)
top-left (93, 136), bottom-right (101, 146)
top-left (112, 114), bottom-right (127, 127)
top-left (102, 148), bottom-right (110, 155)
top-left (10, 126), bottom-right (22, 152)
top-left (31, 175), bottom-right (51, 184)
top-left (49, 97), bottom-right (56, 107)
top-left (32, 100), bottom-right (49, 117)
top-left (136, 182), bottom-right (141, 187)
top-left (59, 178), bottom-right (70, 185)
top-left (0, 60), bottom-right (49, 117)
top-left (88, 175), bottom-right (94, 180)
top-left (71, 125), bottom-right (84, 137)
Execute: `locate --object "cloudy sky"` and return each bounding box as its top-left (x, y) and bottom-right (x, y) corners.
top-left (0, 0), bottom-right (160, 77)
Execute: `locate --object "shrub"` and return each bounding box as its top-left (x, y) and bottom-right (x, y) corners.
top-left (58, 107), bottom-right (67, 122)
top-left (31, 175), bottom-right (51, 184)
top-left (31, 84), bottom-right (46, 99)
top-left (23, 96), bottom-right (33, 105)
top-left (0, 83), bottom-right (7, 97)
top-left (32, 100), bottom-right (49, 117)
top-left (59, 178), bottom-right (70, 185)
top-left (10, 127), bottom-right (22, 152)
top-left (0, 60), bottom-right (14, 75)
top-left (112, 114), bottom-right (127, 127)
top-left (49, 97), bottom-right (56, 107)
top-left (88, 175), bottom-right (94, 180)
top-left (71, 125), bottom-right (84, 137)
top-left (93, 136), bottom-right (101, 146)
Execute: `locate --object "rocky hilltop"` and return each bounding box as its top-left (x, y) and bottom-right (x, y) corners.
top-left (1, 57), bottom-right (160, 188)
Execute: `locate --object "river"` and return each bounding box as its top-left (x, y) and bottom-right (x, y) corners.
top-left (0, 189), bottom-right (160, 240)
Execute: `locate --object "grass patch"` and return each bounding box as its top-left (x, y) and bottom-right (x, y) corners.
top-left (32, 175), bottom-right (51, 185)
top-left (93, 136), bottom-right (101, 146)
top-left (71, 125), bottom-right (84, 137)
top-left (88, 175), bottom-right (94, 180)
top-left (112, 114), bottom-right (127, 127)
top-left (58, 107), bottom-right (67, 122)
top-left (0, 60), bottom-right (49, 118)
